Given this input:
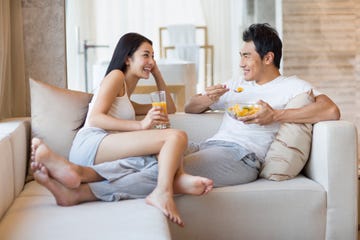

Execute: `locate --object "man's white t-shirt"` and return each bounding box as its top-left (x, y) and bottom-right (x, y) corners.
top-left (207, 75), bottom-right (319, 161)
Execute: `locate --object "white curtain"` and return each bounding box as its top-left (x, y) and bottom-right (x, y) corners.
top-left (0, 0), bottom-right (28, 119)
top-left (201, 0), bottom-right (233, 84)
top-left (125, 0), bottom-right (205, 59)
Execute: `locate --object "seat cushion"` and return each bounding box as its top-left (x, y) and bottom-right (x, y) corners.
top-left (0, 181), bottom-right (171, 240)
top-left (170, 176), bottom-right (326, 240)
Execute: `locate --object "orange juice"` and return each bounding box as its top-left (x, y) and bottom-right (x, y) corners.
top-left (152, 101), bottom-right (167, 114)
top-left (150, 90), bottom-right (168, 129)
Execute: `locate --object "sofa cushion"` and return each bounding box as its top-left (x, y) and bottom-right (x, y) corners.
top-left (29, 79), bottom-right (92, 179)
top-left (260, 91), bottom-right (314, 181)
top-left (0, 181), bottom-right (171, 240)
top-left (170, 176), bottom-right (326, 240)
top-left (30, 78), bottom-right (92, 157)
top-left (169, 112), bottom-right (223, 143)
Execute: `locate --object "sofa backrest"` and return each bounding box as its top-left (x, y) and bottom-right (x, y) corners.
top-left (169, 112), bottom-right (223, 143)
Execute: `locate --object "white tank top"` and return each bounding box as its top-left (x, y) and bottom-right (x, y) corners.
top-left (84, 81), bottom-right (135, 127)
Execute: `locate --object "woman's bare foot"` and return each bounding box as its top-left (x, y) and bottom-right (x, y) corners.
top-left (31, 137), bottom-right (42, 162)
top-left (32, 137), bottom-right (81, 188)
top-left (32, 164), bottom-right (81, 206)
top-left (174, 173), bottom-right (213, 195)
top-left (145, 188), bottom-right (184, 227)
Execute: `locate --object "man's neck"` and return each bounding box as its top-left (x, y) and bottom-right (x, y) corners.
top-left (256, 69), bottom-right (281, 85)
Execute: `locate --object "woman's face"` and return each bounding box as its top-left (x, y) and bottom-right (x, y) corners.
top-left (126, 42), bottom-right (155, 79)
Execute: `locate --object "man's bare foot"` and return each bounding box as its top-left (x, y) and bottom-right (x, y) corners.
top-left (32, 164), bottom-right (80, 206)
top-left (145, 188), bottom-right (184, 227)
top-left (32, 137), bottom-right (81, 188)
top-left (174, 173), bottom-right (213, 195)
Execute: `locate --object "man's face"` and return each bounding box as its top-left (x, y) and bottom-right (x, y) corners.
top-left (239, 41), bottom-right (264, 82)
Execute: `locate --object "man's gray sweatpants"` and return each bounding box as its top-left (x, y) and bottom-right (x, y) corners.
top-left (89, 140), bottom-right (261, 201)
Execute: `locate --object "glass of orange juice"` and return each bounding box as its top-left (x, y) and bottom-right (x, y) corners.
top-left (150, 90), bottom-right (168, 129)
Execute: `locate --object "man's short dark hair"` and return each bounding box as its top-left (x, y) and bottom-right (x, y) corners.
top-left (242, 23), bottom-right (282, 69)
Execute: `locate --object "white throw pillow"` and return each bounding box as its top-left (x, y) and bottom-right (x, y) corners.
top-left (260, 91), bottom-right (314, 181)
top-left (28, 78), bottom-right (92, 180)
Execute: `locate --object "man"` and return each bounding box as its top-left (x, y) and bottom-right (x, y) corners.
top-left (183, 23), bottom-right (340, 187)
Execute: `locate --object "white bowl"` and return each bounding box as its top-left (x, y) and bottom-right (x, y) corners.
top-left (226, 102), bottom-right (261, 118)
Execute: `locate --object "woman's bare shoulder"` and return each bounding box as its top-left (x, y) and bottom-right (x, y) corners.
top-left (95, 70), bottom-right (124, 98)
top-left (102, 70), bottom-right (125, 87)
top-left (106, 69), bottom-right (125, 80)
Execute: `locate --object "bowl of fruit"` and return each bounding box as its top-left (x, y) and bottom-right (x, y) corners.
top-left (226, 102), bottom-right (261, 119)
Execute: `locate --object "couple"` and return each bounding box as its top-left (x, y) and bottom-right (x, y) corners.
top-left (31, 24), bottom-right (340, 227)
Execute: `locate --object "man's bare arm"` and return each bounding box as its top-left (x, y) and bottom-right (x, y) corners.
top-left (274, 94), bottom-right (340, 124)
top-left (185, 84), bottom-right (229, 113)
top-left (184, 94), bottom-right (214, 113)
top-left (239, 94), bottom-right (340, 125)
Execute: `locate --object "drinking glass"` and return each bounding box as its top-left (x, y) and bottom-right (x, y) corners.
top-left (150, 90), bottom-right (169, 129)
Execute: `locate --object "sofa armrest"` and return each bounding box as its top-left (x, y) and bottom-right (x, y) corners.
top-left (0, 117), bottom-right (31, 219)
top-left (304, 120), bottom-right (358, 239)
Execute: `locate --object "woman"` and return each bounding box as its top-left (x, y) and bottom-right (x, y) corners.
top-left (31, 33), bottom-right (213, 227)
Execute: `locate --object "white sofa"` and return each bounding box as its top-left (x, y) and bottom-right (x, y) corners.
top-left (0, 113), bottom-right (358, 240)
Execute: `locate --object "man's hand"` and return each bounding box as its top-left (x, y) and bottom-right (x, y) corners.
top-left (237, 100), bottom-right (279, 125)
top-left (185, 84), bottom-right (229, 113)
top-left (204, 84), bottom-right (229, 103)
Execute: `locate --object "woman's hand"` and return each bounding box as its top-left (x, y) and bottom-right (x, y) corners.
top-left (151, 60), bottom-right (161, 79)
top-left (140, 106), bottom-right (169, 129)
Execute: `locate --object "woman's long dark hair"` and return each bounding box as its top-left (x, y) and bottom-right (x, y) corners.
top-left (105, 32), bottom-right (153, 76)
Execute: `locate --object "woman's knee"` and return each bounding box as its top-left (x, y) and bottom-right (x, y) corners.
top-left (164, 129), bottom-right (188, 145)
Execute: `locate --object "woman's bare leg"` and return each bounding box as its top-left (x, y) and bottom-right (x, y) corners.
top-left (145, 130), bottom-right (187, 227)
top-left (96, 129), bottom-right (213, 196)
top-left (31, 138), bottom-right (103, 188)
top-left (96, 129), bottom-right (213, 226)
top-left (97, 129), bottom-right (188, 226)
top-left (32, 163), bottom-right (97, 206)
top-left (95, 129), bottom-right (187, 164)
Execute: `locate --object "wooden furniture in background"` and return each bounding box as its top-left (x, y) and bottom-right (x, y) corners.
top-left (133, 85), bottom-right (185, 112)
top-left (159, 25), bottom-right (214, 88)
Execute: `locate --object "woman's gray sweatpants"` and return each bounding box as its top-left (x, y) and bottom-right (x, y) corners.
top-left (89, 140), bottom-right (261, 201)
